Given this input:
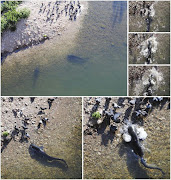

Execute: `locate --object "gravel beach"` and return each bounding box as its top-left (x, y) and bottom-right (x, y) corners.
top-left (1, 97), bottom-right (82, 179)
top-left (83, 97), bottom-right (170, 179)
top-left (2, 1), bottom-right (88, 55)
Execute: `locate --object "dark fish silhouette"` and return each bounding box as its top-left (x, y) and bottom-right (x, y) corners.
top-left (33, 67), bottom-right (39, 87)
top-left (29, 144), bottom-right (68, 169)
top-left (128, 126), bottom-right (165, 175)
top-left (67, 55), bottom-right (88, 64)
top-left (112, 1), bottom-right (127, 27)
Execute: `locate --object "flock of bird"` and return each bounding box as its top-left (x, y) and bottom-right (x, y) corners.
top-left (38, 1), bottom-right (82, 24)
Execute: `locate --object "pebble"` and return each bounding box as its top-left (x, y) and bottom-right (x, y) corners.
top-left (97, 119), bottom-right (103, 125)
top-left (159, 117), bottom-right (165, 121)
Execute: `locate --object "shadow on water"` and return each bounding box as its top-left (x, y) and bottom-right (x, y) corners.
top-left (28, 145), bottom-right (68, 171)
top-left (67, 55), bottom-right (89, 64)
top-left (119, 142), bottom-right (150, 179)
top-left (33, 67), bottom-right (40, 88)
top-left (112, 1), bottom-right (127, 27)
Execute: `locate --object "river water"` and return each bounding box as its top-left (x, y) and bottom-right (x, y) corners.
top-left (1, 1), bottom-right (127, 96)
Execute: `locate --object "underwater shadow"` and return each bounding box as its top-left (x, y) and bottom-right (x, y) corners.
top-left (101, 130), bottom-right (115, 146)
top-left (118, 142), bottom-right (150, 179)
top-left (112, 1), bottom-right (127, 27)
top-left (1, 138), bottom-right (12, 153)
top-left (32, 67), bottom-right (40, 88)
top-left (28, 145), bottom-right (68, 171)
top-left (67, 55), bottom-right (89, 65)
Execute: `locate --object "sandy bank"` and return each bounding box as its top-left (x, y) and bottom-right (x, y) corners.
top-left (83, 97), bottom-right (170, 179)
top-left (2, 1), bottom-right (88, 55)
top-left (1, 97), bottom-right (82, 179)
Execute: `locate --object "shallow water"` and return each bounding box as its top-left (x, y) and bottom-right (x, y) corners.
top-left (1, 97), bottom-right (82, 179)
top-left (1, 1), bottom-right (127, 96)
top-left (84, 97), bottom-right (170, 179)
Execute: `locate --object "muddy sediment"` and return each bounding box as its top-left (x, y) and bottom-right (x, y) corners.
top-left (1, 97), bottom-right (82, 179)
top-left (83, 97), bottom-right (170, 179)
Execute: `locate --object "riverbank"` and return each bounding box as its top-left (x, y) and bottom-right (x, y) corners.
top-left (83, 97), bottom-right (170, 179)
top-left (1, 97), bottom-right (82, 179)
top-left (1, 1), bottom-right (88, 58)
top-left (2, 1), bottom-right (127, 96)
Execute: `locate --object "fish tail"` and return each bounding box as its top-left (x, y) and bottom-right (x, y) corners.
top-left (141, 158), bottom-right (165, 175)
top-left (54, 157), bottom-right (68, 168)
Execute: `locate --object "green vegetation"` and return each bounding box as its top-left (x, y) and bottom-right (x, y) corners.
top-left (92, 112), bottom-right (101, 119)
top-left (2, 131), bottom-right (9, 137)
top-left (1, 1), bottom-right (30, 33)
top-left (1, 1), bottom-right (22, 14)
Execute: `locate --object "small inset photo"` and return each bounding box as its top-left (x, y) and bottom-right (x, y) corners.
top-left (129, 66), bottom-right (170, 96)
top-left (129, 1), bottom-right (170, 32)
top-left (129, 33), bottom-right (170, 64)
top-left (1, 97), bottom-right (82, 179)
top-left (83, 97), bottom-right (170, 179)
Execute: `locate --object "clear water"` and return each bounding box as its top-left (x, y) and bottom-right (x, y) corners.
top-left (1, 1), bottom-right (127, 96)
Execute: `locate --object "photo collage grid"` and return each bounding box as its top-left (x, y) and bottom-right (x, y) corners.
top-left (1, 0), bottom-right (170, 179)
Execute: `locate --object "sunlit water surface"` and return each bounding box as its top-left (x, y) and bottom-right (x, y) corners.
top-left (2, 1), bottom-right (127, 96)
